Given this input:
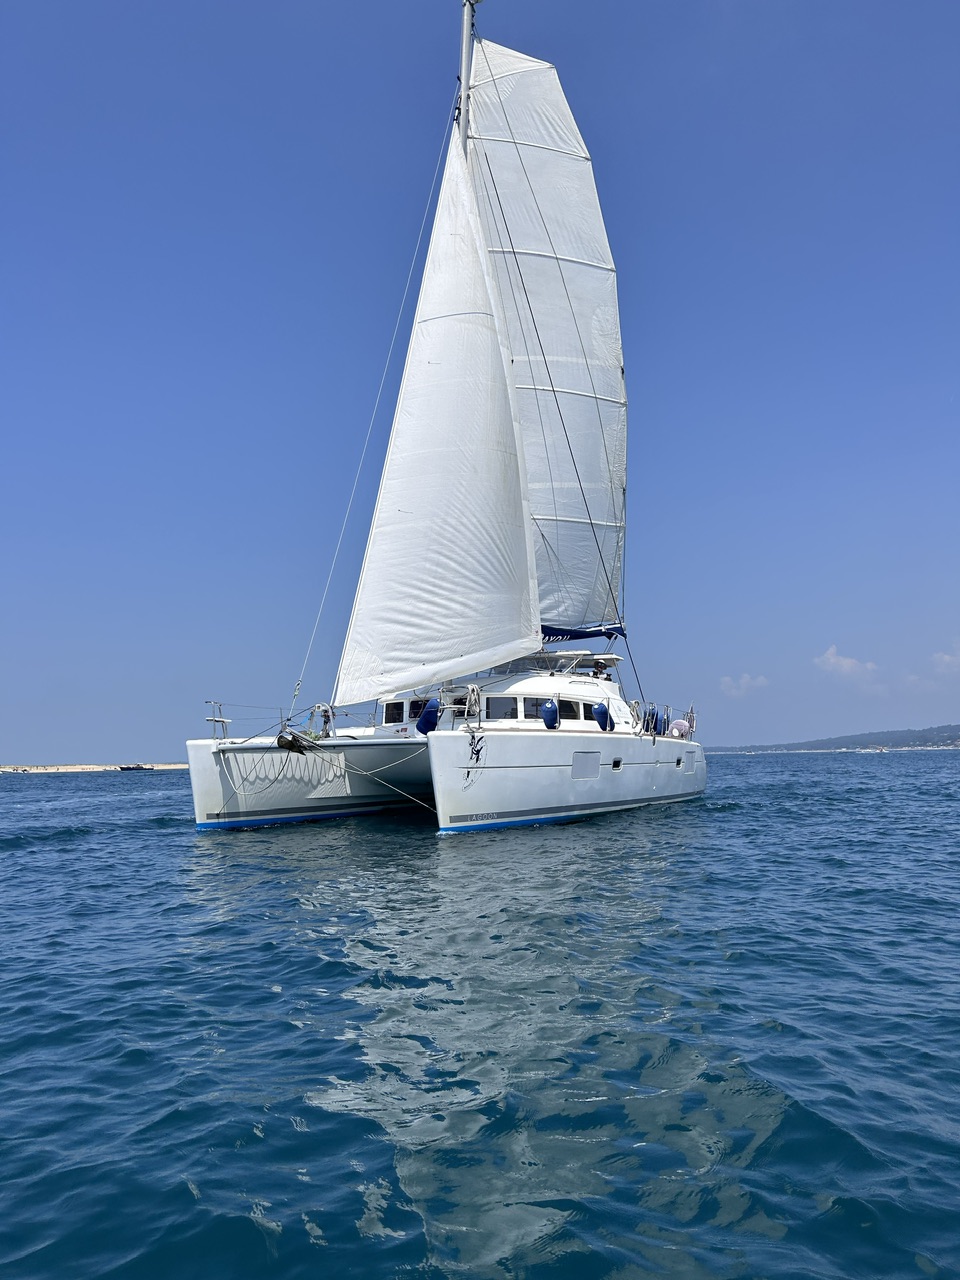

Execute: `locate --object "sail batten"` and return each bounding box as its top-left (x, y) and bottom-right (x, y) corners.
top-left (487, 247), bottom-right (615, 272)
top-left (534, 515), bottom-right (623, 529)
top-left (470, 137), bottom-right (590, 162)
top-left (516, 385), bottom-right (625, 406)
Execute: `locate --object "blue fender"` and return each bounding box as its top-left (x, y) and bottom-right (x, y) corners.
top-left (416, 697), bottom-right (441, 735)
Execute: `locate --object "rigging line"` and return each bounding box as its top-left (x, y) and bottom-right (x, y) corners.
top-left (472, 65), bottom-right (643, 702)
top-left (469, 125), bottom-right (564, 593)
top-left (233, 722), bottom-right (285, 747)
top-left (338, 752), bottom-right (436, 813)
top-left (213, 702), bottom-right (303, 712)
top-left (287, 89), bottom-right (458, 722)
top-left (475, 145), bottom-right (624, 636)
top-left (298, 739), bottom-right (426, 771)
top-left (617, 499), bottom-right (643, 699)
top-left (476, 190), bottom-right (562, 571)
top-left (473, 41), bottom-right (626, 632)
top-left (623, 633), bottom-right (645, 704)
top-left (471, 165), bottom-right (568, 609)
top-left (480, 130), bottom-right (620, 596)
top-left (483, 55), bottom-right (622, 533)
top-left (479, 161), bottom-right (638, 701)
top-left (217, 747), bottom-right (292, 807)
top-left (466, 34), bottom-right (565, 580)
top-left (468, 32), bottom-right (617, 640)
top-left (475, 40), bottom-right (621, 522)
top-left (203, 715), bottom-right (286, 748)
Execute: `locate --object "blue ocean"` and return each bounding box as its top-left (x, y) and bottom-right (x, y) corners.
top-left (2, 752), bottom-right (958, 1279)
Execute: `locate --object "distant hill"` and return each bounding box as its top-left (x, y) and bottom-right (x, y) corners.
top-left (708, 724), bottom-right (960, 753)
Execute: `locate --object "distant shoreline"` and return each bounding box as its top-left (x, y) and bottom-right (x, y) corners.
top-left (1, 763), bottom-right (188, 774)
top-left (707, 723), bottom-right (960, 754)
top-left (706, 745), bottom-right (960, 755)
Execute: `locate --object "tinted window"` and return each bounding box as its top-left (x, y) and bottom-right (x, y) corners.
top-left (524, 697), bottom-right (579, 719)
top-left (408, 700), bottom-right (427, 721)
top-left (486, 697), bottom-right (517, 720)
top-left (384, 702), bottom-right (403, 724)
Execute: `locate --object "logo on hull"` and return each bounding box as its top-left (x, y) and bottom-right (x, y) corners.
top-left (462, 731), bottom-right (485, 791)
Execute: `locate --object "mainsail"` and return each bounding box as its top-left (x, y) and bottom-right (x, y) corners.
top-left (334, 36), bottom-right (627, 707)
top-left (468, 40), bottom-right (627, 634)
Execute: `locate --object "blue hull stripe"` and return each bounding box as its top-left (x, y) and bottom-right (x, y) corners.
top-left (197, 805), bottom-right (390, 831)
top-left (440, 794), bottom-right (694, 833)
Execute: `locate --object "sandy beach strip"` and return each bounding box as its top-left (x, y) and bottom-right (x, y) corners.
top-left (0, 763), bottom-right (188, 774)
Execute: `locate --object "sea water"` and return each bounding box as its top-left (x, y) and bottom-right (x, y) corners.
top-left (1, 752), bottom-right (958, 1279)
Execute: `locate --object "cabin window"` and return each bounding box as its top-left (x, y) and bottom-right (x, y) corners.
top-left (612, 757), bottom-right (623, 772)
top-left (408, 700), bottom-right (427, 721)
top-left (523, 697), bottom-right (581, 720)
top-left (486, 697), bottom-right (518, 720)
top-left (450, 696), bottom-right (467, 720)
top-left (384, 701), bottom-right (403, 725)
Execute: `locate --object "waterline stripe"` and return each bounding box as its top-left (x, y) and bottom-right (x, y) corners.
top-left (201, 799), bottom-right (408, 824)
top-left (446, 794), bottom-right (691, 826)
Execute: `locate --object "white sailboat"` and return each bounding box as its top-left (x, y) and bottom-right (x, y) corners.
top-left (186, 2), bottom-right (706, 833)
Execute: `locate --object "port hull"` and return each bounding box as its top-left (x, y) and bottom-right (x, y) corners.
top-left (186, 736), bottom-right (433, 830)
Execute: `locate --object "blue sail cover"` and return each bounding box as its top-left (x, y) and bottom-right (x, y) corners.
top-left (541, 625), bottom-right (626, 642)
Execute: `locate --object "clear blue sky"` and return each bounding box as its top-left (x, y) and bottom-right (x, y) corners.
top-left (2, 0), bottom-right (958, 761)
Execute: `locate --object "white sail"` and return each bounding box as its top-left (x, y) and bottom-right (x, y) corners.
top-left (467, 41), bottom-right (627, 633)
top-left (333, 138), bottom-right (541, 709)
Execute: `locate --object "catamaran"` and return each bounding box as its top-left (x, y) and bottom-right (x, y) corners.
top-left (187, 2), bottom-right (706, 833)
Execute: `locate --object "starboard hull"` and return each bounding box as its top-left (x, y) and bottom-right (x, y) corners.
top-left (427, 727), bottom-right (706, 833)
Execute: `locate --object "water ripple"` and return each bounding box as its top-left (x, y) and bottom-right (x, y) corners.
top-left (1, 756), bottom-right (958, 1277)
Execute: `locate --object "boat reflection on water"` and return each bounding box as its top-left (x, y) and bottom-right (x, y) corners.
top-left (291, 818), bottom-right (788, 1273)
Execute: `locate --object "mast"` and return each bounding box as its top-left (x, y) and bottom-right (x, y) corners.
top-left (458, 0), bottom-right (478, 151)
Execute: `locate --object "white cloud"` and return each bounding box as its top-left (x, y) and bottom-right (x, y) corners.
top-left (814, 645), bottom-right (878, 678)
top-left (720, 673), bottom-right (769, 698)
top-left (904, 672), bottom-right (935, 693)
top-left (932, 645), bottom-right (960, 674)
